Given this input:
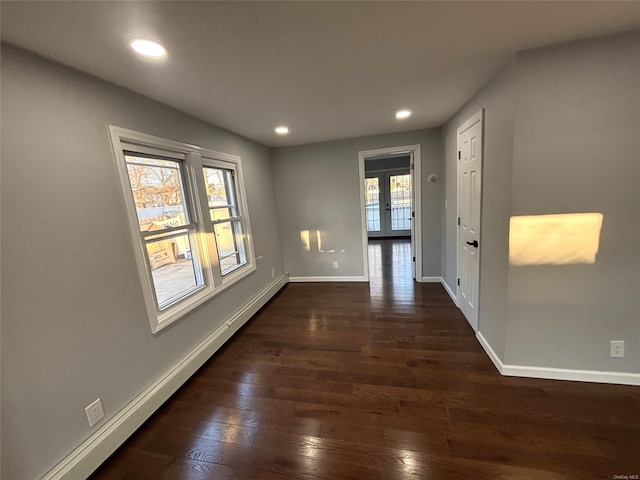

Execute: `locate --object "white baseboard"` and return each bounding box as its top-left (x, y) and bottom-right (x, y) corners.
top-left (476, 331), bottom-right (504, 373)
top-left (42, 273), bottom-right (289, 480)
top-left (288, 275), bottom-right (368, 282)
top-left (420, 276), bottom-right (442, 283)
top-left (501, 364), bottom-right (640, 386)
top-left (440, 279), bottom-right (457, 305)
top-left (476, 331), bottom-right (640, 386)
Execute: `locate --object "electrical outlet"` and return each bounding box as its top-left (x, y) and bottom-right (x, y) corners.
top-left (332, 261), bottom-right (339, 270)
top-left (271, 268), bottom-right (275, 279)
top-left (85, 398), bottom-right (104, 427)
top-left (610, 340), bottom-right (625, 358)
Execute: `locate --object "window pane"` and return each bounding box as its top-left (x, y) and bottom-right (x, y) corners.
top-left (220, 255), bottom-right (240, 273)
top-left (209, 207), bottom-right (232, 221)
top-left (125, 155), bottom-right (188, 232)
top-left (203, 167), bottom-right (236, 213)
top-left (214, 221), bottom-right (237, 258)
top-left (390, 174), bottom-right (411, 231)
top-left (146, 233), bottom-right (202, 309)
top-left (214, 221), bottom-right (245, 274)
top-left (365, 177), bottom-right (381, 232)
top-left (125, 156), bottom-right (178, 168)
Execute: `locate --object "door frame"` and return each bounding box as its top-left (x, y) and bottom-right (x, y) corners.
top-left (456, 109), bottom-right (484, 332)
top-left (358, 144), bottom-right (422, 282)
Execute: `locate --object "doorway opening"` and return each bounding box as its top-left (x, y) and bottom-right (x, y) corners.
top-left (358, 144), bottom-right (422, 285)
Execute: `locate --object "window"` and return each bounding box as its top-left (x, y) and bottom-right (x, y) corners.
top-left (109, 126), bottom-right (255, 333)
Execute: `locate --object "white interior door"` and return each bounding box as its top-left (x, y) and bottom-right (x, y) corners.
top-left (365, 170), bottom-right (411, 237)
top-left (457, 110), bottom-right (483, 332)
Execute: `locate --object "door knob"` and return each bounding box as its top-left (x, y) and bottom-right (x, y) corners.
top-left (466, 240), bottom-right (479, 248)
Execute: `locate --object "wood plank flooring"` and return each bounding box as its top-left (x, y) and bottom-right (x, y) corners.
top-left (90, 239), bottom-right (640, 479)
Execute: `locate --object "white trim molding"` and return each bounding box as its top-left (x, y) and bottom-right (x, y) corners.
top-left (41, 273), bottom-right (289, 480)
top-left (288, 276), bottom-right (367, 283)
top-left (421, 276), bottom-right (442, 283)
top-left (477, 332), bottom-right (640, 386)
top-left (440, 278), bottom-right (458, 305)
top-left (476, 331), bottom-right (503, 373)
top-left (502, 364), bottom-right (640, 386)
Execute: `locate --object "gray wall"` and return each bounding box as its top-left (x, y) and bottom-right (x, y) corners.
top-left (505, 31), bottom-right (640, 372)
top-left (1, 45), bottom-right (284, 480)
top-left (271, 129), bottom-right (443, 279)
top-left (443, 30), bottom-right (639, 373)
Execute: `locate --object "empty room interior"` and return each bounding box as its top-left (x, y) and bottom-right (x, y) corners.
top-left (1, 2), bottom-right (639, 479)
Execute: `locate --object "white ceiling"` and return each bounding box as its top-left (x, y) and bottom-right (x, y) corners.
top-left (2, 1), bottom-right (639, 147)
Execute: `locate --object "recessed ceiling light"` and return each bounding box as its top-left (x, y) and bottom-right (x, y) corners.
top-left (395, 109), bottom-right (412, 120)
top-left (275, 126), bottom-right (290, 135)
top-left (130, 39), bottom-right (167, 58)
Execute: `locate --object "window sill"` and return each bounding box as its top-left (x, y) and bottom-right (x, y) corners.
top-left (153, 262), bottom-right (256, 333)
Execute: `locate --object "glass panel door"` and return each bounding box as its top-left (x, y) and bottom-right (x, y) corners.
top-left (389, 173), bottom-right (411, 233)
top-left (365, 177), bottom-right (382, 235)
top-left (366, 170), bottom-right (411, 238)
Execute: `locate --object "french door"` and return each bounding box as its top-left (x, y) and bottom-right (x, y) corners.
top-left (365, 169), bottom-right (411, 237)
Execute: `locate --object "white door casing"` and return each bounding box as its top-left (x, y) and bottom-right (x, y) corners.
top-left (457, 110), bottom-right (483, 332)
top-left (409, 163), bottom-right (416, 280)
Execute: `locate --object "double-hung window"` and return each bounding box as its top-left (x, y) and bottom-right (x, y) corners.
top-left (109, 126), bottom-right (255, 333)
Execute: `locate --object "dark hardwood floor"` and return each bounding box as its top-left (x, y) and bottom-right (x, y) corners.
top-left (90, 238), bottom-right (640, 479)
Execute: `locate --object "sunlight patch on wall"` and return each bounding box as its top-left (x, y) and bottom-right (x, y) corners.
top-left (300, 229), bottom-right (343, 254)
top-left (509, 213), bottom-right (603, 266)
top-left (301, 229), bottom-right (311, 252)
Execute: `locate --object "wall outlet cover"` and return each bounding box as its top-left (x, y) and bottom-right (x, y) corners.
top-left (610, 340), bottom-right (625, 358)
top-left (85, 398), bottom-right (105, 427)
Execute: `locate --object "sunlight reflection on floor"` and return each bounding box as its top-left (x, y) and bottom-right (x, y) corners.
top-left (368, 238), bottom-right (414, 304)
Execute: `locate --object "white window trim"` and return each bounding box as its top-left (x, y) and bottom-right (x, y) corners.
top-left (109, 125), bottom-right (256, 333)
